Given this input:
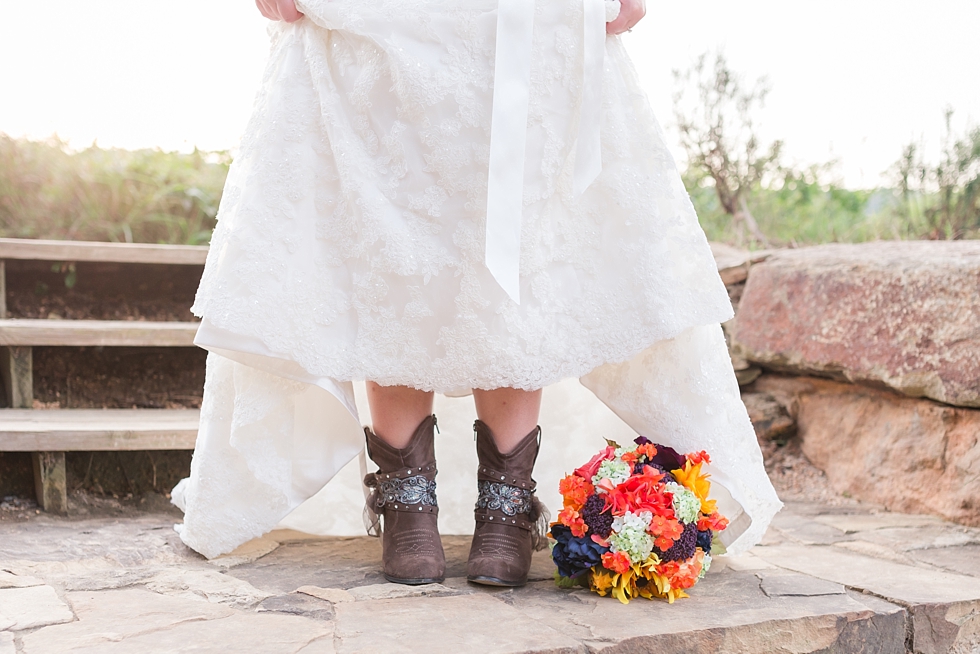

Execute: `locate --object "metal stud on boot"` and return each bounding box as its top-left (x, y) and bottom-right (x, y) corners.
top-left (364, 415), bottom-right (446, 585)
top-left (467, 420), bottom-right (548, 587)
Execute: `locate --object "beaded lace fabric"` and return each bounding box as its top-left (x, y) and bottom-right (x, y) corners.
top-left (172, 0), bottom-right (782, 560)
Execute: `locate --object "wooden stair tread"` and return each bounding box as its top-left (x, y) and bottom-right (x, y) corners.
top-left (0, 409), bottom-right (199, 451)
top-left (0, 237), bottom-right (208, 266)
top-left (0, 319), bottom-right (198, 347)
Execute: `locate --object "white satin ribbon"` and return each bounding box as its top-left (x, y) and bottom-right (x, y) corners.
top-left (486, 0), bottom-right (612, 304)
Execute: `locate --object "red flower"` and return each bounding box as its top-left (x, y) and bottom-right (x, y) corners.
top-left (601, 551), bottom-right (632, 575)
top-left (574, 446), bottom-right (616, 480)
top-left (604, 466), bottom-right (670, 517)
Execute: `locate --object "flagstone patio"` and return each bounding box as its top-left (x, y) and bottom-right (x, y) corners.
top-left (1, 501), bottom-right (979, 653)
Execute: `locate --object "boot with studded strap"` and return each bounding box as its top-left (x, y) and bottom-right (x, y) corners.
top-left (467, 419), bottom-right (547, 587)
top-left (363, 414), bottom-right (446, 585)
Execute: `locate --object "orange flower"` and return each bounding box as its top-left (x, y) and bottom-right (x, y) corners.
top-left (621, 450), bottom-right (640, 466)
top-left (697, 512), bottom-right (729, 533)
top-left (558, 474), bottom-right (594, 510)
top-left (636, 443), bottom-right (658, 460)
top-left (601, 551), bottom-right (632, 575)
top-left (686, 450), bottom-right (711, 465)
top-left (658, 549), bottom-right (704, 590)
top-left (558, 507), bottom-right (588, 537)
top-left (649, 514), bottom-right (683, 551)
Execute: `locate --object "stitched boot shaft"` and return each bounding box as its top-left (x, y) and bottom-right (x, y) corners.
top-left (467, 420), bottom-right (542, 587)
top-left (364, 415), bottom-right (446, 585)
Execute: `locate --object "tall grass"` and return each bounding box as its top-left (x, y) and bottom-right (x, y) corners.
top-left (1, 135), bottom-right (971, 249)
top-left (0, 136), bottom-right (228, 245)
top-left (685, 166), bottom-right (964, 247)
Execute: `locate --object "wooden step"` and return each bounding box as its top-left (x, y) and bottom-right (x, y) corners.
top-left (0, 409), bottom-right (199, 451)
top-left (0, 237), bottom-right (208, 266)
top-left (0, 319), bottom-right (198, 347)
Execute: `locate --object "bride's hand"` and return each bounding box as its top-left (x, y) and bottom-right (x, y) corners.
top-left (255, 0), bottom-right (303, 22)
top-left (606, 0), bottom-right (645, 35)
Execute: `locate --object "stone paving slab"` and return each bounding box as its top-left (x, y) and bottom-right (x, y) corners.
top-left (0, 586), bottom-right (73, 631)
top-left (3, 502), bottom-right (980, 653)
top-left (911, 545), bottom-right (980, 578)
top-left (0, 572), bottom-right (42, 590)
top-left (752, 544), bottom-right (980, 605)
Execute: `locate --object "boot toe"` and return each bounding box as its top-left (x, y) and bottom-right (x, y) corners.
top-left (466, 526), bottom-right (531, 586)
top-left (384, 526), bottom-right (446, 584)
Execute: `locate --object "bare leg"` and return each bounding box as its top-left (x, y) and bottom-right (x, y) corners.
top-left (473, 387), bottom-right (543, 454)
top-left (366, 382), bottom-right (434, 449)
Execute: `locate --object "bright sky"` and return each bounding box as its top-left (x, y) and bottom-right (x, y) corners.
top-left (1, 0), bottom-right (978, 188)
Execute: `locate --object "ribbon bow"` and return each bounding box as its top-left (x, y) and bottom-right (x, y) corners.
top-left (485, 0), bottom-right (615, 304)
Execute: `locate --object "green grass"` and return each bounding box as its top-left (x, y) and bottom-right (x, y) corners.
top-left (685, 167), bottom-right (940, 247)
top-left (0, 136), bottom-right (228, 245)
top-left (1, 135), bottom-right (972, 248)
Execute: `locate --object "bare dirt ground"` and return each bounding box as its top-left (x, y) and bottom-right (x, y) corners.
top-left (5, 260), bottom-right (201, 322)
top-left (32, 346), bottom-right (206, 410)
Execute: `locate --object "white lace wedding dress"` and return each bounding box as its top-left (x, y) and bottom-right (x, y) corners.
top-left (172, 0), bottom-right (781, 559)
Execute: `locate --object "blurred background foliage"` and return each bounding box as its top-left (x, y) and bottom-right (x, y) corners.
top-left (0, 52), bottom-right (977, 248)
top-left (0, 135), bottom-right (228, 245)
top-left (674, 53), bottom-right (980, 247)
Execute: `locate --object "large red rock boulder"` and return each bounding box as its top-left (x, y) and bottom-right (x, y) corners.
top-left (752, 375), bottom-right (980, 526)
top-left (732, 241), bottom-right (980, 408)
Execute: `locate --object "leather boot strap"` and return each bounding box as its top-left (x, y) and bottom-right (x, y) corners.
top-left (364, 463), bottom-right (439, 516)
top-left (474, 465), bottom-right (537, 532)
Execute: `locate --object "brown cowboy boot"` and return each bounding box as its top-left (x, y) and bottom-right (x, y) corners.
top-left (363, 415), bottom-right (446, 585)
top-left (467, 420), bottom-right (547, 587)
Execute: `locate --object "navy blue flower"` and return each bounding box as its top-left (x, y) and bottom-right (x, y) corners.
top-left (697, 528), bottom-right (712, 553)
top-left (551, 523), bottom-right (608, 578)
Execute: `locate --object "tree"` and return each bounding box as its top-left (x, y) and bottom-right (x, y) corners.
top-left (673, 52), bottom-right (782, 246)
top-left (894, 109), bottom-right (980, 239)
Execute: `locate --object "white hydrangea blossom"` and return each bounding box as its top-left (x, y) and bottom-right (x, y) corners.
top-left (609, 511), bottom-right (654, 563)
top-left (611, 510), bottom-right (653, 533)
top-left (614, 443), bottom-right (638, 458)
top-left (698, 553), bottom-right (712, 580)
top-left (666, 482), bottom-right (700, 524)
top-left (592, 459), bottom-right (632, 490)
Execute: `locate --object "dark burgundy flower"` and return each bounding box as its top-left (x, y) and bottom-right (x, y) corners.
top-left (655, 521), bottom-right (697, 562)
top-left (649, 443), bottom-right (687, 472)
top-left (580, 493), bottom-right (613, 538)
top-left (550, 524), bottom-right (608, 578)
top-left (634, 436), bottom-right (652, 446)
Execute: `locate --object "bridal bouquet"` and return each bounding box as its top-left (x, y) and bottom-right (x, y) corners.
top-left (550, 437), bottom-right (728, 604)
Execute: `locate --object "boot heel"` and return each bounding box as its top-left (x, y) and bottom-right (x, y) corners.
top-left (364, 415), bottom-right (446, 585)
top-left (467, 420), bottom-right (548, 587)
